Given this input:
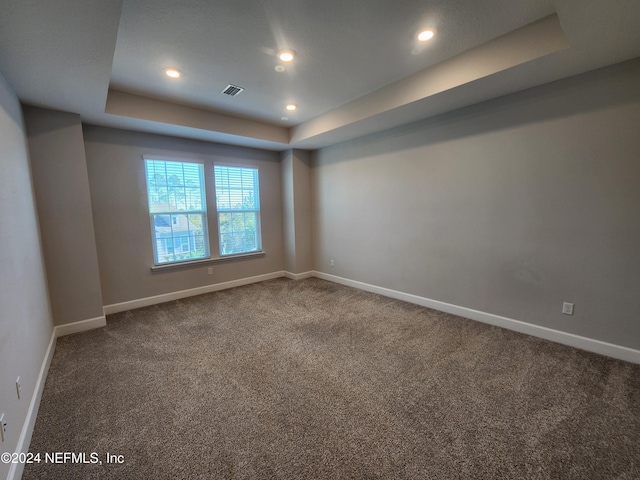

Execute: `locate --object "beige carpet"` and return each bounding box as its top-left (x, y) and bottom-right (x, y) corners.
top-left (24, 278), bottom-right (640, 479)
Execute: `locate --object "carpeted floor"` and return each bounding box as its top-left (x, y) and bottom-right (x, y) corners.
top-left (24, 278), bottom-right (640, 479)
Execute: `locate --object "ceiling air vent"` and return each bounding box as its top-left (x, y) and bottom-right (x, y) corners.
top-left (221, 84), bottom-right (244, 97)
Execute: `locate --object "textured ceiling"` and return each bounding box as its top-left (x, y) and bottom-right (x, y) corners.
top-left (1, 0), bottom-right (639, 150)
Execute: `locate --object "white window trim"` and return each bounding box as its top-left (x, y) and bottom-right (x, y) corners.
top-left (150, 250), bottom-right (266, 271)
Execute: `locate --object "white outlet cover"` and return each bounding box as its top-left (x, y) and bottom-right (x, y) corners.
top-left (562, 302), bottom-right (574, 315)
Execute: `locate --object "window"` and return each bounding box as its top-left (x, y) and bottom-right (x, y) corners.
top-left (143, 160), bottom-right (262, 266)
top-left (145, 159), bottom-right (209, 264)
top-left (214, 165), bottom-right (262, 256)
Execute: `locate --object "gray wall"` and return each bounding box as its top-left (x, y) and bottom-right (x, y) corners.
top-left (281, 150), bottom-right (296, 273)
top-left (24, 107), bottom-right (104, 326)
top-left (83, 125), bottom-right (284, 306)
top-left (312, 58), bottom-right (640, 350)
top-left (281, 149), bottom-right (313, 274)
top-left (0, 72), bottom-right (54, 479)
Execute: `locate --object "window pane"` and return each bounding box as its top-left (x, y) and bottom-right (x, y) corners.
top-left (214, 165), bottom-right (260, 211)
top-left (152, 213), bottom-right (207, 263)
top-left (145, 159), bottom-right (209, 264)
top-left (146, 160), bottom-right (206, 214)
top-left (214, 165), bottom-right (261, 256)
top-left (217, 211), bottom-right (259, 255)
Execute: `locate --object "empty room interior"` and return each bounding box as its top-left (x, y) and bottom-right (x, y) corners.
top-left (1, 0), bottom-right (640, 479)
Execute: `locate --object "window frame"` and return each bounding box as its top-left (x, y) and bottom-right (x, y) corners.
top-left (144, 156), bottom-right (211, 266)
top-left (213, 164), bottom-right (263, 257)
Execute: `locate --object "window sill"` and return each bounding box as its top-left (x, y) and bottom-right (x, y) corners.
top-left (150, 251), bottom-right (266, 271)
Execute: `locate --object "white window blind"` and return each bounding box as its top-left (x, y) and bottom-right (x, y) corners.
top-left (145, 159), bottom-right (209, 264)
top-left (214, 165), bottom-right (262, 256)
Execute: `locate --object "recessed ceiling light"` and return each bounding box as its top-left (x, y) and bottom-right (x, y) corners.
top-left (164, 67), bottom-right (182, 78)
top-left (275, 65), bottom-right (286, 73)
top-left (286, 104), bottom-right (297, 111)
top-left (278, 50), bottom-right (295, 62)
top-left (418, 30), bottom-right (435, 42)
top-left (281, 116), bottom-right (288, 121)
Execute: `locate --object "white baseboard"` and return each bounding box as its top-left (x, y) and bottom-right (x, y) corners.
top-left (54, 316), bottom-right (106, 337)
top-left (8, 331), bottom-right (56, 480)
top-left (284, 270), bottom-right (314, 280)
top-left (313, 271), bottom-right (640, 365)
top-left (103, 271), bottom-right (286, 315)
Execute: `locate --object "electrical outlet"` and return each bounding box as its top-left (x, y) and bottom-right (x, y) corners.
top-left (330, 259), bottom-right (335, 267)
top-left (562, 302), bottom-right (574, 315)
top-left (207, 267), bottom-right (213, 275)
top-left (16, 376), bottom-right (21, 399)
top-left (0, 413), bottom-right (6, 442)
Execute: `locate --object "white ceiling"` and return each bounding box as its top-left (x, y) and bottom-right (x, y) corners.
top-left (1, 0), bottom-right (639, 151)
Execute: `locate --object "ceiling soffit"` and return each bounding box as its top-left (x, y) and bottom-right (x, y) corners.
top-left (106, 15), bottom-right (567, 149)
